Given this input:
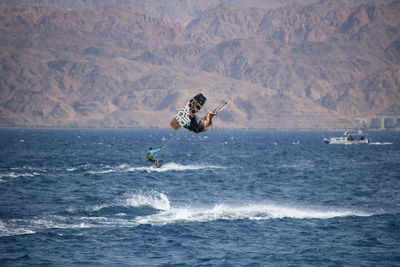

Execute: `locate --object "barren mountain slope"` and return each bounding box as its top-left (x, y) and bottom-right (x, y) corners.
top-left (0, 1), bottom-right (398, 129)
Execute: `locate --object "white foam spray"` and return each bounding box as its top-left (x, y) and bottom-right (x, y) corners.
top-left (369, 142), bottom-right (393, 145)
top-left (87, 162), bottom-right (225, 174)
top-left (125, 190), bottom-right (171, 211)
top-left (135, 202), bottom-right (371, 226)
top-left (0, 220), bottom-right (36, 237)
top-left (0, 199), bottom-right (373, 237)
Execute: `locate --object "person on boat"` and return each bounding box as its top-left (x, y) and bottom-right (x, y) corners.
top-left (146, 147), bottom-right (163, 167)
top-left (183, 111), bottom-right (217, 133)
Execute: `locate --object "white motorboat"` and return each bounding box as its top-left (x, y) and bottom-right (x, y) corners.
top-left (323, 130), bottom-right (371, 144)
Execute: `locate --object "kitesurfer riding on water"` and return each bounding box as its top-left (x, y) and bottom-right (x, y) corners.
top-left (183, 111), bottom-right (217, 133)
top-left (146, 147), bottom-right (163, 168)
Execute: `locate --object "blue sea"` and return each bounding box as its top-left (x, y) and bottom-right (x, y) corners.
top-left (0, 129), bottom-right (399, 266)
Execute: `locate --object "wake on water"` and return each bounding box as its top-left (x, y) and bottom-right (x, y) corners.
top-left (0, 163), bottom-right (225, 183)
top-left (0, 190), bottom-right (373, 237)
top-left (134, 200), bottom-right (372, 226)
top-left (368, 142), bottom-right (393, 145)
top-left (87, 162), bottom-right (225, 174)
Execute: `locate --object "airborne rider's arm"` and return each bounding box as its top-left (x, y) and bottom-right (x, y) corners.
top-left (149, 148), bottom-right (161, 156)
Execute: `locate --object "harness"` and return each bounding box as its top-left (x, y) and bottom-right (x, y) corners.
top-left (184, 117), bottom-right (203, 133)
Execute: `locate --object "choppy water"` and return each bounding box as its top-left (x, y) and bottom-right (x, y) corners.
top-left (0, 129), bottom-right (399, 266)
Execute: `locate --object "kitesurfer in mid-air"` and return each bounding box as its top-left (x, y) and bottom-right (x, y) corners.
top-left (146, 147), bottom-right (163, 168)
top-left (184, 111), bottom-right (217, 133)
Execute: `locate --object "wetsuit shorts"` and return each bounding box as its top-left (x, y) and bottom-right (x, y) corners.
top-left (195, 122), bottom-right (205, 133)
top-left (185, 116), bottom-right (204, 133)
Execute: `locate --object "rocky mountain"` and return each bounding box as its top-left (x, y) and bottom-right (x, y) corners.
top-left (0, 0), bottom-right (399, 129)
top-left (0, 0), bottom-right (391, 31)
top-left (0, 0), bottom-right (317, 25)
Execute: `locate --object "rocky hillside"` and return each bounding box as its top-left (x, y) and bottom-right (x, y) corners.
top-left (0, 0), bottom-right (399, 129)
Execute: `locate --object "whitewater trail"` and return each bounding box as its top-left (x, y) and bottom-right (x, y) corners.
top-left (368, 142), bottom-right (393, 145)
top-left (0, 191), bottom-right (374, 237)
top-left (134, 202), bottom-right (372, 226)
top-left (87, 162), bottom-right (225, 174)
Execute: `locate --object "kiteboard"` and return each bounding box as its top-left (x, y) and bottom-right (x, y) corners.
top-left (170, 93), bottom-right (207, 130)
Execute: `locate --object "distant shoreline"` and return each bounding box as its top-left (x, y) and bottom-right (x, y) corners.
top-left (0, 126), bottom-right (397, 132)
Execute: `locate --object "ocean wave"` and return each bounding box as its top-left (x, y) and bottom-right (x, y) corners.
top-left (0, 215), bottom-right (139, 237)
top-left (0, 166), bottom-right (67, 182)
top-left (0, 190), bottom-right (171, 237)
top-left (0, 200), bottom-right (373, 237)
top-left (0, 220), bottom-right (36, 237)
top-left (0, 171), bottom-right (40, 182)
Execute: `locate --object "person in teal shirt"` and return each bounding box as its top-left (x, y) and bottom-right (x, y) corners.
top-left (146, 147), bottom-right (163, 168)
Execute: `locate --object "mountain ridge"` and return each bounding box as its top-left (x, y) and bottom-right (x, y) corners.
top-left (0, 1), bottom-right (399, 129)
